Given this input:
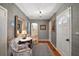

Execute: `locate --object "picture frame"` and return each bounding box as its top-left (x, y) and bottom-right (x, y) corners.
top-left (40, 25), bottom-right (46, 30)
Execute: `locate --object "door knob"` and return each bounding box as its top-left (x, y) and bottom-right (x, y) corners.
top-left (66, 39), bottom-right (70, 41)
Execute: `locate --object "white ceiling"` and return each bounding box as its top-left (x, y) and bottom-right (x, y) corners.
top-left (15, 3), bottom-right (62, 20)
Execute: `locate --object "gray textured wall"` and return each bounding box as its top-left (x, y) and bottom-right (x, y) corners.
top-left (31, 20), bottom-right (49, 40)
top-left (49, 14), bottom-right (56, 46)
top-left (51, 32), bottom-right (56, 46)
top-left (56, 3), bottom-right (79, 56)
top-left (0, 3), bottom-right (26, 41)
top-left (71, 4), bottom-right (79, 56)
top-left (27, 17), bottom-right (31, 34)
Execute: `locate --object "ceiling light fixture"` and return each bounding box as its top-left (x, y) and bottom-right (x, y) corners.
top-left (39, 10), bottom-right (42, 17)
top-left (40, 10), bottom-right (42, 14)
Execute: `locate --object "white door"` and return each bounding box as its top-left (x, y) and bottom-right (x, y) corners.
top-left (56, 14), bottom-right (63, 54)
top-left (56, 7), bottom-right (71, 56)
top-left (31, 23), bottom-right (38, 41)
top-left (0, 5), bottom-right (7, 56)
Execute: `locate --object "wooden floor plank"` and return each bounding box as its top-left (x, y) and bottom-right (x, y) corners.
top-left (38, 40), bottom-right (61, 56)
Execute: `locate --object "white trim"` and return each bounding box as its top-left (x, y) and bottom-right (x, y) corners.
top-left (49, 41), bottom-right (63, 56)
top-left (69, 6), bottom-right (72, 56)
top-left (0, 5), bottom-right (8, 56)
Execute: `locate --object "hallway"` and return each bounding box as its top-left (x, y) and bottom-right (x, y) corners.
top-left (0, 3), bottom-right (79, 56)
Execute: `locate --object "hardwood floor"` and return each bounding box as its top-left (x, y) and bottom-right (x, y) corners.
top-left (32, 43), bottom-right (53, 56)
top-left (38, 40), bottom-right (61, 56)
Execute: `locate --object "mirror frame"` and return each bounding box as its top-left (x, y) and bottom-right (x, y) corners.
top-left (14, 16), bottom-right (23, 37)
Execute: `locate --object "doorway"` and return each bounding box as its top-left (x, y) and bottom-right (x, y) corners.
top-left (56, 7), bottom-right (71, 56)
top-left (31, 23), bottom-right (39, 44)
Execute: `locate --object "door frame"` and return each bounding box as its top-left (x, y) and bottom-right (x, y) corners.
top-left (56, 7), bottom-right (72, 56)
top-left (0, 5), bottom-right (7, 55)
top-left (31, 22), bottom-right (39, 39)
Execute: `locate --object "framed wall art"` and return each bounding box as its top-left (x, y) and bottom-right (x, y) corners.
top-left (40, 25), bottom-right (46, 30)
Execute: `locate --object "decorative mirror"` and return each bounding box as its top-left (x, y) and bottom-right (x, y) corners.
top-left (14, 16), bottom-right (22, 37)
top-left (14, 16), bottom-right (27, 38)
top-left (17, 19), bottom-right (22, 33)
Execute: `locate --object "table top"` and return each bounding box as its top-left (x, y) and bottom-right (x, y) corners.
top-left (20, 37), bottom-right (32, 41)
